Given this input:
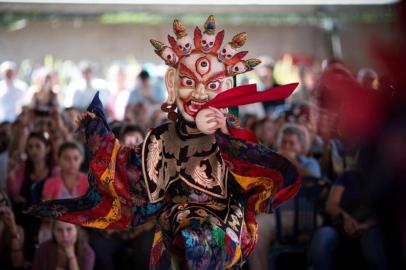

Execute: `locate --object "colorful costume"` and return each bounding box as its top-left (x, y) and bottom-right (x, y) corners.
top-left (28, 16), bottom-right (300, 269)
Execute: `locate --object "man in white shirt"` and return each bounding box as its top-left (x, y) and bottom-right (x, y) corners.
top-left (0, 61), bottom-right (28, 122)
top-left (66, 62), bottom-right (110, 110)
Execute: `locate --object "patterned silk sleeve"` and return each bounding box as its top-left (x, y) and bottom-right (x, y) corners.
top-left (215, 128), bottom-right (301, 214)
top-left (26, 93), bottom-right (164, 230)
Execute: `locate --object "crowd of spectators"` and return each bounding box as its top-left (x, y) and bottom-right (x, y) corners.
top-left (0, 56), bottom-right (389, 270)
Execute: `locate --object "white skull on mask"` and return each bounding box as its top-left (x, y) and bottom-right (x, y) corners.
top-left (160, 47), bottom-right (179, 66)
top-left (229, 61), bottom-right (248, 75)
top-left (201, 33), bottom-right (215, 53)
top-left (218, 43), bottom-right (237, 63)
top-left (177, 36), bottom-right (193, 55)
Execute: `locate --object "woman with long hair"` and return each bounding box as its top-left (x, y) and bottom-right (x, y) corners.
top-left (7, 132), bottom-right (56, 261)
top-left (7, 132), bottom-right (56, 204)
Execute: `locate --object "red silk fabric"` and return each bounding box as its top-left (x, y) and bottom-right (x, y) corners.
top-left (202, 83), bottom-right (299, 110)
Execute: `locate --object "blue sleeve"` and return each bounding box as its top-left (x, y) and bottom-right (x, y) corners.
top-left (300, 156), bottom-right (321, 178)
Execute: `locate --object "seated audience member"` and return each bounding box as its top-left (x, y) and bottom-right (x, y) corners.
top-left (39, 142), bottom-right (88, 243)
top-left (249, 123), bottom-right (321, 270)
top-left (7, 132), bottom-right (56, 204)
top-left (0, 122), bottom-right (11, 190)
top-left (254, 116), bottom-right (278, 150)
top-left (310, 169), bottom-right (386, 270)
top-left (32, 221), bottom-right (95, 270)
top-left (124, 103), bottom-right (149, 129)
top-left (42, 141), bottom-right (88, 200)
top-left (240, 113), bottom-right (258, 133)
top-left (0, 191), bottom-right (26, 270)
top-left (277, 123), bottom-right (321, 178)
top-left (7, 132), bottom-right (56, 260)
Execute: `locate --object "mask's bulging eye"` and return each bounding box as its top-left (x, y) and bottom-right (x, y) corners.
top-left (196, 57), bottom-right (211, 76)
top-left (207, 81), bottom-right (220, 91)
top-left (181, 77), bottom-right (195, 87)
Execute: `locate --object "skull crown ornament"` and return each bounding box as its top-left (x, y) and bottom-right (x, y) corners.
top-left (150, 15), bottom-right (260, 76)
top-left (150, 15), bottom-right (261, 122)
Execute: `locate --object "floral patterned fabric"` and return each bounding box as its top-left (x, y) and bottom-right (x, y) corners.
top-left (27, 94), bottom-right (300, 269)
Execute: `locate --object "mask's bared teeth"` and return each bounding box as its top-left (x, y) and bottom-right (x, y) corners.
top-left (188, 103), bottom-right (198, 113)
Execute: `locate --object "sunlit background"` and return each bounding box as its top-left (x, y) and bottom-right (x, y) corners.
top-left (0, 1), bottom-right (398, 70)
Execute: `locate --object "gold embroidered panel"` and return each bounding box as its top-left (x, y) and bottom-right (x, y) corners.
top-left (142, 122), bottom-right (227, 203)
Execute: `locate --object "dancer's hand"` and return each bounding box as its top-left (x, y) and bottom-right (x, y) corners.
top-left (75, 112), bottom-right (96, 128)
top-left (205, 107), bottom-right (229, 135)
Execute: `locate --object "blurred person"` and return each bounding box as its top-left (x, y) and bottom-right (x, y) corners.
top-left (310, 168), bottom-right (386, 270)
top-left (316, 58), bottom-right (354, 113)
top-left (127, 70), bottom-right (162, 106)
top-left (39, 142), bottom-right (88, 244)
top-left (149, 108), bottom-right (168, 128)
top-left (6, 109), bottom-right (31, 165)
top-left (7, 132), bottom-right (57, 260)
top-left (249, 123), bottom-right (320, 270)
top-left (0, 122), bottom-right (11, 190)
top-left (62, 108), bottom-right (81, 134)
top-left (238, 76), bottom-right (266, 119)
top-left (285, 102), bottom-right (322, 157)
top-left (108, 65), bottom-right (132, 121)
top-left (316, 60), bottom-right (360, 179)
top-left (0, 61), bottom-right (28, 123)
top-left (67, 62), bottom-right (110, 110)
top-left (7, 132), bottom-right (56, 204)
top-left (357, 67), bottom-right (379, 90)
top-left (256, 56), bottom-right (283, 113)
top-left (7, 106), bottom-right (71, 167)
top-left (32, 220), bottom-right (95, 270)
top-left (319, 109), bottom-right (359, 181)
top-left (277, 123), bottom-right (321, 177)
top-left (240, 113), bottom-right (258, 132)
top-left (124, 103), bottom-right (149, 129)
top-left (0, 191), bottom-right (26, 270)
top-left (28, 68), bottom-right (59, 112)
top-left (254, 116), bottom-right (278, 150)
top-left (291, 64), bottom-right (320, 104)
top-left (119, 124), bottom-right (145, 146)
top-left (42, 141), bottom-right (88, 201)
